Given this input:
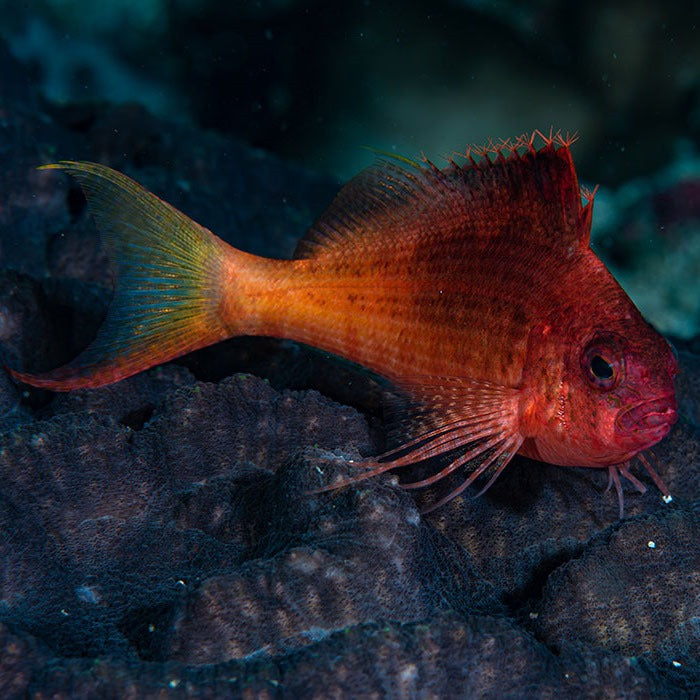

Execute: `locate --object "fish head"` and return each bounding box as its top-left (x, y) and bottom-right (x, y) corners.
top-left (529, 317), bottom-right (678, 468)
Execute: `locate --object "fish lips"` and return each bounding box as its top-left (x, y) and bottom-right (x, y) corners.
top-left (615, 394), bottom-right (678, 443)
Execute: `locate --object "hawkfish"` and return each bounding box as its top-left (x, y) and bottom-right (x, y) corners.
top-left (10, 132), bottom-right (678, 515)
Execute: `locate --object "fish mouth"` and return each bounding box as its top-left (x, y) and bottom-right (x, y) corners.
top-left (615, 395), bottom-right (678, 441)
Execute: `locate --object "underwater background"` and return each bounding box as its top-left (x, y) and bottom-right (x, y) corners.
top-left (0, 1), bottom-right (699, 697)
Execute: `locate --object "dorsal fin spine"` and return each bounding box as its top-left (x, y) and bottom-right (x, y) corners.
top-left (293, 130), bottom-right (588, 260)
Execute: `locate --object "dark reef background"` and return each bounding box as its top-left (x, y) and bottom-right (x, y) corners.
top-left (0, 1), bottom-right (699, 697)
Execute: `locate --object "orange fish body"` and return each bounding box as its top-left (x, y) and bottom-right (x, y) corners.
top-left (11, 132), bottom-right (678, 513)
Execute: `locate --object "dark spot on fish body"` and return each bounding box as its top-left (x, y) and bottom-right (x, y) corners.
top-left (411, 234), bottom-right (488, 271)
top-left (311, 293), bottom-right (327, 308)
top-left (502, 349), bottom-right (515, 370)
top-left (498, 217), bottom-right (529, 245)
top-left (510, 305), bottom-right (528, 331)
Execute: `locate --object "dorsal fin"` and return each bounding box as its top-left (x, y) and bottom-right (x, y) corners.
top-left (294, 131), bottom-right (594, 259)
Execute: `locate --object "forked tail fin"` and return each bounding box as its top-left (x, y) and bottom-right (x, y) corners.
top-left (10, 162), bottom-right (235, 390)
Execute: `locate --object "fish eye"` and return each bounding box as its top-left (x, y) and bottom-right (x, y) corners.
top-left (590, 354), bottom-right (614, 380)
top-left (582, 338), bottom-right (624, 390)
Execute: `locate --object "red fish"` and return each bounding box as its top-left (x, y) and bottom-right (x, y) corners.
top-left (10, 132), bottom-right (678, 515)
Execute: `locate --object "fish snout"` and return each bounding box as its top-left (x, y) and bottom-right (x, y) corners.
top-left (615, 395), bottom-right (678, 439)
